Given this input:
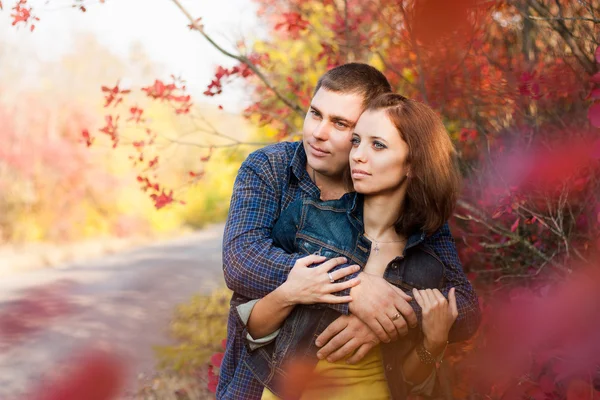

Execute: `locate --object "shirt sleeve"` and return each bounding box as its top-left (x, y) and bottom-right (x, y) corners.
top-left (222, 151), bottom-right (352, 315)
top-left (236, 300), bottom-right (280, 351)
top-left (426, 222), bottom-right (482, 343)
top-left (403, 368), bottom-right (437, 396)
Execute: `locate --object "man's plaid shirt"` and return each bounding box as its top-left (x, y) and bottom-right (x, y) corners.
top-left (217, 141), bottom-right (480, 400)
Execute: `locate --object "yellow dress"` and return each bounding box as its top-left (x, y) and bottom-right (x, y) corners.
top-left (261, 345), bottom-right (391, 400)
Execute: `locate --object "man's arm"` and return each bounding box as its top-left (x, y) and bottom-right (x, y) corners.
top-left (223, 151), bottom-right (358, 315)
top-left (223, 151), bottom-right (299, 299)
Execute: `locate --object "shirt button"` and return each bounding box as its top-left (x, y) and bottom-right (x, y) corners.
top-left (386, 364), bottom-right (393, 371)
top-left (391, 263), bottom-right (399, 269)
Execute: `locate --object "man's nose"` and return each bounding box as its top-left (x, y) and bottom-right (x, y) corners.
top-left (312, 121), bottom-right (330, 140)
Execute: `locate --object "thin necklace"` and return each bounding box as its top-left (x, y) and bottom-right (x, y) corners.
top-left (363, 232), bottom-right (404, 255)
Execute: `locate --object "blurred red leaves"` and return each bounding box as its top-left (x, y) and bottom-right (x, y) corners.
top-left (588, 103), bottom-right (600, 128)
top-left (101, 82), bottom-right (131, 108)
top-left (204, 61), bottom-right (259, 96)
top-left (210, 352), bottom-right (224, 368)
top-left (99, 115), bottom-right (119, 148)
top-left (127, 106), bottom-right (144, 123)
top-left (187, 17), bottom-right (203, 31)
top-left (30, 350), bottom-right (126, 400)
top-left (491, 135), bottom-right (600, 195)
top-left (150, 189), bottom-right (175, 209)
top-left (446, 263), bottom-right (600, 399)
top-left (10, 0), bottom-right (39, 31)
top-left (410, 0), bottom-right (476, 46)
top-left (81, 129), bottom-right (94, 147)
top-left (0, 282), bottom-right (76, 351)
top-left (274, 12), bottom-right (309, 39)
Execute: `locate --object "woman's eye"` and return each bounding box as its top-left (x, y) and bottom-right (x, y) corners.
top-left (373, 141), bottom-right (386, 150)
top-left (351, 137), bottom-right (360, 145)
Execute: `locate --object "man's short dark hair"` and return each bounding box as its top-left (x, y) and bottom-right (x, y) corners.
top-left (313, 63), bottom-right (392, 107)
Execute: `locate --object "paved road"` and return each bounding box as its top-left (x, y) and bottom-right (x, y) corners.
top-left (0, 224), bottom-right (226, 399)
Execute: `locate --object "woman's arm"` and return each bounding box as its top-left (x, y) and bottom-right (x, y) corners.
top-left (402, 288), bottom-right (457, 387)
top-left (246, 255), bottom-right (362, 339)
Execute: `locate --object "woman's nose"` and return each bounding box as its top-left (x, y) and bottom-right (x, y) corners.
top-left (351, 146), bottom-right (366, 163)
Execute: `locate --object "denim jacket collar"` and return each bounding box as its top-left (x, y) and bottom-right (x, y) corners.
top-left (346, 192), bottom-right (426, 251)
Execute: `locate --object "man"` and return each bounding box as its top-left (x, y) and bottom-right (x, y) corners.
top-left (218, 63), bottom-right (480, 399)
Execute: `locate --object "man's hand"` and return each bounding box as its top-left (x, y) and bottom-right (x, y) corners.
top-left (315, 314), bottom-right (380, 364)
top-left (349, 272), bottom-right (416, 342)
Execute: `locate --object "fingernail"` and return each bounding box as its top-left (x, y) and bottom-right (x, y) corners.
top-left (315, 340), bottom-right (321, 347)
top-left (317, 352), bottom-right (323, 359)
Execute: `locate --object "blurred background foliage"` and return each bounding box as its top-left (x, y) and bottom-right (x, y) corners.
top-left (0, 34), bottom-right (255, 245)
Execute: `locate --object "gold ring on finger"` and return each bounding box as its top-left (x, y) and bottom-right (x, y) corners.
top-left (392, 313), bottom-right (401, 321)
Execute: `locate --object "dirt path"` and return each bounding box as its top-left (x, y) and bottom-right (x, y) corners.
top-left (0, 223), bottom-right (226, 399)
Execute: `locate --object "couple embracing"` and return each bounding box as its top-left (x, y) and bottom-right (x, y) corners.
top-left (217, 63), bottom-right (481, 400)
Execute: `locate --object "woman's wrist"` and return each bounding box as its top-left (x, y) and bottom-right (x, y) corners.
top-left (423, 336), bottom-right (448, 356)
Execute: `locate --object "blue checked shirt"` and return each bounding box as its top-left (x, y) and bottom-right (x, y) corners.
top-left (217, 141), bottom-right (480, 400)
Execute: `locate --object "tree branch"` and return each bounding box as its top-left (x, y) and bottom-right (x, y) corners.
top-left (455, 199), bottom-right (567, 271)
top-left (169, 0), bottom-right (305, 117)
top-left (527, 0), bottom-right (597, 75)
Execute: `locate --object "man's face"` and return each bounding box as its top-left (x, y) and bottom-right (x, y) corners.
top-left (302, 88), bottom-right (365, 178)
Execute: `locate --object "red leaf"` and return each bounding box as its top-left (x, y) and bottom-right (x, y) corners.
top-left (588, 103), bottom-right (600, 128)
top-left (539, 375), bottom-right (555, 393)
top-left (589, 88), bottom-right (600, 100)
top-left (210, 352), bottom-right (224, 368)
top-left (510, 218), bottom-right (519, 233)
top-left (81, 129), bottom-right (94, 147)
top-left (590, 72), bottom-right (600, 84)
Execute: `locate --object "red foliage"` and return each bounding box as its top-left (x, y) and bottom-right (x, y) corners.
top-left (410, 0), bottom-right (475, 46)
top-left (30, 350), bottom-right (126, 400)
top-left (10, 0), bottom-right (39, 31)
top-left (274, 12), bottom-right (309, 39)
top-left (150, 189), bottom-right (175, 209)
top-left (0, 281), bottom-right (76, 351)
top-left (101, 81), bottom-right (131, 108)
top-left (98, 115), bottom-right (120, 148)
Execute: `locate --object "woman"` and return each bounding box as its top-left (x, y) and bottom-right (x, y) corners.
top-left (237, 94), bottom-right (470, 399)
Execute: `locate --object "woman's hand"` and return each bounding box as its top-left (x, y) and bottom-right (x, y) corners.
top-left (279, 255), bottom-right (361, 305)
top-left (412, 288), bottom-right (458, 352)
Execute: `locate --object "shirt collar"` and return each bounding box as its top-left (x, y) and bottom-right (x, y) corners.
top-left (289, 141), bottom-right (308, 183)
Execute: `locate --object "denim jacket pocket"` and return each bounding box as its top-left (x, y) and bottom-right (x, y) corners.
top-left (295, 233), bottom-right (358, 263)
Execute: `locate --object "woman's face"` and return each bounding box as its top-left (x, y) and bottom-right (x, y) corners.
top-left (350, 109), bottom-right (410, 196)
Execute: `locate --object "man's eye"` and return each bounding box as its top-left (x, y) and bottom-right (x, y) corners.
top-left (335, 121), bottom-right (348, 129)
top-left (309, 109), bottom-right (321, 117)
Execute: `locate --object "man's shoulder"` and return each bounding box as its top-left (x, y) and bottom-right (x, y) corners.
top-left (245, 141), bottom-right (300, 166)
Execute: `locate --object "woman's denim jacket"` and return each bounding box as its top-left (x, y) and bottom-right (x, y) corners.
top-left (240, 192), bottom-right (448, 399)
